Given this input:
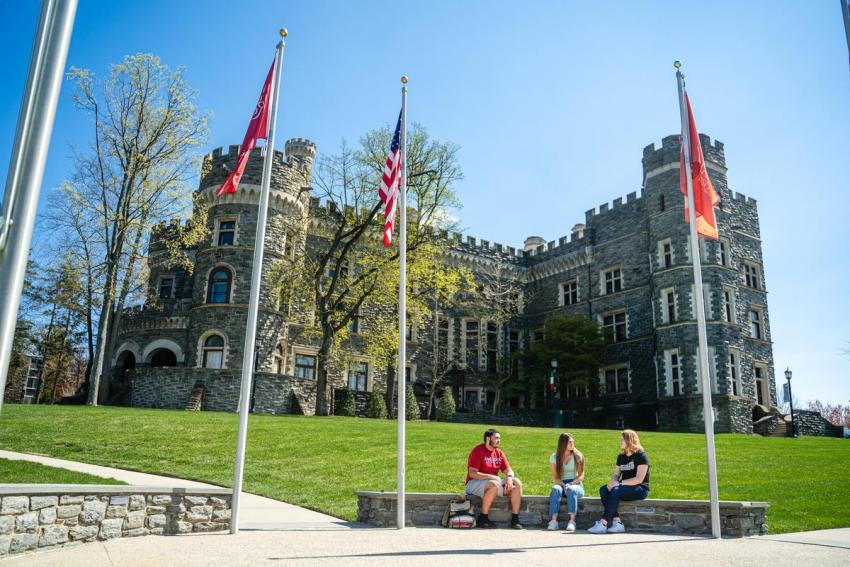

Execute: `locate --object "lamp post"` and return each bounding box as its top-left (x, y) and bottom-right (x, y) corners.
top-left (550, 357), bottom-right (557, 426)
top-left (785, 368), bottom-right (796, 437)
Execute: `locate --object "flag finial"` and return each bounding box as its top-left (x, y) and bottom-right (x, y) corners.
top-left (279, 28), bottom-right (288, 38)
top-left (401, 75), bottom-right (409, 84)
top-left (673, 60), bottom-right (682, 69)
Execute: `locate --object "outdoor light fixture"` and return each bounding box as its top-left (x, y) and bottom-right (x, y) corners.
top-left (785, 367), bottom-right (797, 437)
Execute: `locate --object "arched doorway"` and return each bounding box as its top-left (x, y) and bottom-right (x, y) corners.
top-left (149, 348), bottom-right (177, 367)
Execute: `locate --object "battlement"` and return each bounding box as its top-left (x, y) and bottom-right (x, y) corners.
top-left (731, 191), bottom-right (758, 207)
top-left (642, 132), bottom-right (726, 174)
top-left (584, 190), bottom-right (643, 223)
top-left (285, 138), bottom-right (317, 162)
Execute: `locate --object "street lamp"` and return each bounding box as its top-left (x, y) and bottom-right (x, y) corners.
top-left (785, 368), bottom-right (796, 437)
top-left (550, 357), bottom-right (558, 393)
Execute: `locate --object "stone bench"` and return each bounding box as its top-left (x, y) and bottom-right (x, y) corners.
top-left (356, 492), bottom-right (769, 537)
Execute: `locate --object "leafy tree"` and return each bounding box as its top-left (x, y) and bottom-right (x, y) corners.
top-left (365, 390), bottom-right (388, 419)
top-left (276, 124), bottom-right (463, 416)
top-left (337, 388), bottom-right (356, 417)
top-left (522, 315), bottom-right (605, 408)
top-left (53, 54), bottom-right (210, 405)
top-left (807, 400), bottom-right (850, 428)
top-left (405, 384), bottom-right (420, 421)
top-left (435, 386), bottom-right (457, 421)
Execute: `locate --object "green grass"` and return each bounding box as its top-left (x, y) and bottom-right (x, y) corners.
top-left (0, 457), bottom-right (125, 485)
top-left (0, 405), bottom-right (847, 534)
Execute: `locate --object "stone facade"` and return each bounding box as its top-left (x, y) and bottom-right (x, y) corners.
top-left (0, 486), bottom-right (231, 558)
top-left (113, 133), bottom-right (776, 433)
top-left (794, 409), bottom-right (844, 437)
top-left (355, 492), bottom-right (769, 537)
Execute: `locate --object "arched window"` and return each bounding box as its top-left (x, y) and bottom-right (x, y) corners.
top-left (273, 343), bottom-right (285, 374)
top-left (202, 335), bottom-right (225, 369)
top-left (207, 268), bottom-right (232, 304)
top-left (150, 348), bottom-right (177, 367)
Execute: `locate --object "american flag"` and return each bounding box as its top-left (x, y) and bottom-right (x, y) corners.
top-left (378, 111), bottom-right (403, 247)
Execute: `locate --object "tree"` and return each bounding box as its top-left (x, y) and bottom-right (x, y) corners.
top-left (435, 386), bottom-right (457, 421)
top-left (337, 389), bottom-right (356, 417)
top-left (807, 400), bottom-right (850, 428)
top-left (278, 123), bottom-right (463, 416)
top-left (55, 54), bottom-right (210, 404)
top-left (405, 384), bottom-right (420, 421)
top-left (522, 315), bottom-right (605, 409)
top-left (365, 390), bottom-right (388, 419)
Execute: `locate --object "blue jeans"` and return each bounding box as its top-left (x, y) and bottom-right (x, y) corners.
top-left (599, 484), bottom-right (648, 524)
top-left (548, 480), bottom-right (585, 517)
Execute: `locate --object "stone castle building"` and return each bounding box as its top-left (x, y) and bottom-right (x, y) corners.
top-left (111, 132), bottom-right (775, 433)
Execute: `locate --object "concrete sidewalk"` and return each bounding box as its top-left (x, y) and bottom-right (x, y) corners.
top-left (0, 450), bottom-right (349, 530)
top-left (3, 526), bottom-right (849, 566)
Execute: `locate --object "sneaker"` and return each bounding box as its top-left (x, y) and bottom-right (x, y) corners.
top-left (565, 520), bottom-right (576, 532)
top-left (587, 521), bottom-right (608, 534)
top-left (607, 520), bottom-right (626, 533)
top-left (510, 519), bottom-right (524, 530)
top-left (547, 520), bottom-right (559, 531)
top-left (477, 516), bottom-right (497, 529)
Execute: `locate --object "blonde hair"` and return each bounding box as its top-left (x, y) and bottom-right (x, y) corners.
top-left (555, 433), bottom-right (585, 479)
top-left (619, 429), bottom-right (643, 456)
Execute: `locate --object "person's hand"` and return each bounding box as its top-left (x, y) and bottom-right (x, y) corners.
top-left (607, 480), bottom-right (619, 490)
top-left (505, 477), bottom-right (514, 493)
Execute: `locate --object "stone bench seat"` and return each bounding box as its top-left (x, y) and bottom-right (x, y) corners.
top-left (356, 491), bottom-right (768, 537)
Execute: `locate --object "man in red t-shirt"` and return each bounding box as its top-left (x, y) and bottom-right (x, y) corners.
top-left (465, 429), bottom-right (524, 529)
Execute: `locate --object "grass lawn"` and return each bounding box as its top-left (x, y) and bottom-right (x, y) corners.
top-left (0, 405), bottom-right (847, 534)
top-left (0, 457), bottom-right (125, 485)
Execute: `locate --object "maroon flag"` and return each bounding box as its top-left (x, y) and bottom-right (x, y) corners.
top-left (217, 61), bottom-right (275, 196)
top-left (679, 93), bottom-right (721, 239)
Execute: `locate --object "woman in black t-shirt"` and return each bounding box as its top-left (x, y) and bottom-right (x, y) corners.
top-left (587, 429), bottom-right (650, 534)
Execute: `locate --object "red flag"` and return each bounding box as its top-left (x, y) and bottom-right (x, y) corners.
top-left (680, 93), bottom-right (721, 240)
top-left (217, 61), bottom-right (275, 196)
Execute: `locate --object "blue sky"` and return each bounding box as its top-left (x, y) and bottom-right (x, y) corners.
top-left (2, 0), bottom-right (848, 405)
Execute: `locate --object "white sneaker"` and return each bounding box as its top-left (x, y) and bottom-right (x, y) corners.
top-left (547, 520), bottom-right (559, 531)
top-left (607, 520), bottom-right (626, 533)
top-left (587, 521), bottom-right (608, 534)
top-left (565, 520), bottom-right (576, 532)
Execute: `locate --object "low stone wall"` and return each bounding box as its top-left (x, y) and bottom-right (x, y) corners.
top-left (356, 492), bottom-right (769, 537)
top-left (795, 410), bottom-right (843, 438)
top-left (0, 485), bottom-right (232, 557)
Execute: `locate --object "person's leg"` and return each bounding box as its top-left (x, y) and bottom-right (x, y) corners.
top-left (602, 485), bottom-right (622, 525)
top-left (509, 478), bottom-right (523, 514)
top-left (610, 486), bottom-right (648, 524)
top-left (548, 484), bottom-right (564, 520)
top-left (566, 484), bottom-right (585, 520)
top-left (480, 480), bottom-right (501, 514)
top-left (598, 484), bottom-right (611, 525)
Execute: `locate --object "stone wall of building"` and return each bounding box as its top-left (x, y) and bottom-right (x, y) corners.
top-left (355, 492), bottom-right (769, 537)
top-left (0, 486), bottom-right (231, 558)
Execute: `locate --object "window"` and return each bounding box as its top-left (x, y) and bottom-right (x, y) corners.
top-left (217, 220), bottom-right (236, 246)
top-left (507, 329), bottom-right (520, 379)
top-left (659, 194), bottom-right (666, 212)
top-left (718, 239), bottom-right (729, 267)
top-left (531, 329), bottom-right (544, 344)
top-left (743, 262), bottom-right (761, 290)
top-left (347, 361), bottom-right (368, 392)
top-left (748, 308), bottom-right (763, 339)
top-left (294, 353), bottom-right (316, 380)
top-left (754, 364), bottom-right (768, 405)
top-left (486, 322), bottom-right (498, 374)
top-left (568, 381), bottom-right (588, 399)
top-left (602, 267), bottom-right (623, 294)
top-left (202, 335), bottom-right (224, 369)
top-left (602, 366), bottom-right (629, 394)
top-left (284, 231), bottom-right (294, 259)
top-left (665, 350), bottom-right (681, 396)
top-left (465, 320), bottom-right (479, 371)
top-left (158, 276), bottom-right (175, 299)
top-left (603, 310), bottom-right (627, 342)
top-left (659, 239), bottom-right (673, 268)
top-left (561, 279), bottom-right (578, 306)
top-left (662, 288), bottom-right (676, 324)
top-left (273, 343), bottom-right (285, 374)
top-left (437, 316), bottom-right (450, 372)
top-left (207, 268), bottom-right (232, 304)
top-left (727, 350), bottom-right (741, 396)
top-left (723, 287), bottom-right (736, 323)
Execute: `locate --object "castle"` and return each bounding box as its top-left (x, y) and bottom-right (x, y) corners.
top-left (111, 132), bottom-right (775, 433)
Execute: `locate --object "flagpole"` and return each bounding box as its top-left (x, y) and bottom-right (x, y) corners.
top-left (841, 0), bottom-right (850, 77)
top-left (674, 61), bottom-right (721, 539)
top-left (397, 75), bottom-right (408, 530)
top-left (230, 29), bottom-right (287, 535)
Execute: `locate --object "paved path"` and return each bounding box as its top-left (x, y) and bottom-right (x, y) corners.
top-left (0, 450), bottom-right (348, 530)
top-left (2, 450), bottom-right (848, 565)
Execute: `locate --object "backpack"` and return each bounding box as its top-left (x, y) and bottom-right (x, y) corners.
top-left (441, 495), bottom-right (476, 528)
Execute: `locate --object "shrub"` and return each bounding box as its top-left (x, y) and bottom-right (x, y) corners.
top-left (337, 389), bottom-right (356, 417)
top-left (365, 390), bottom-right (388, 419)
top-left (405, 385), bottom-right (420, 421)
top-left (436, 387), bottom-right (457, 421)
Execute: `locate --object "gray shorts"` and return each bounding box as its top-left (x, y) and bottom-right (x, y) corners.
top-left (465, 478), bottom-right (507, 498)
